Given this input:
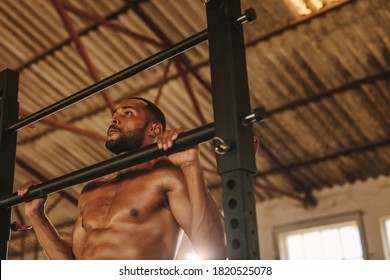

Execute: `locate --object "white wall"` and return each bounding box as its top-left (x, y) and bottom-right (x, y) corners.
top-left (257, 175), bottom-right (390, 260)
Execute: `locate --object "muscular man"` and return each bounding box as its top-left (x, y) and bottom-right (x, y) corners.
top-left (18, 97), bottom-right (226, 260)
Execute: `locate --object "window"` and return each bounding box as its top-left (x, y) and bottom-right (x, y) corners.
top-left (276, 212), bottom-right (366, 260)
top-left (381, 216), bottom-right (390, 259)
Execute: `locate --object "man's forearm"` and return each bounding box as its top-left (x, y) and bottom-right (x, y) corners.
top-left (180, 161), bottom-right (227, 259)
top-left (27, 212), bottom-right (74, 259)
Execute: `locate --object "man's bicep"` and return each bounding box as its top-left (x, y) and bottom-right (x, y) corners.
top-left (167, 183), bottom-right (192, 234)
top-left (71, 215), bottom-right (86, 259)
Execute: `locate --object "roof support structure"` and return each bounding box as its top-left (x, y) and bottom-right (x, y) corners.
top-left (154, 60), bottom-right (172, 105)
top-left (52, 0), bottom-right (116, 111)
top-left (61, 1), bottom-right (164, 48)
top-left (129, 2), bottom-right (208, 126)
top-left (19, 108), bottom-right (106, 142)
top-left (13, 0), bottom-right (352, 149)
top-left (174, 60), bottom-right (207, 125)
top-left (6, 29), bottom-right (208, 133)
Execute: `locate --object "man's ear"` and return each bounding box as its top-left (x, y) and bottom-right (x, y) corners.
top-left (148, 122), bottom-right (163, 137)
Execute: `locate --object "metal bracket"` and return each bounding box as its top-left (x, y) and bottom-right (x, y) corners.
top-left (212, 136), bottom-right (230, 155)
top-left (212, 108), bottom-right (265, 155)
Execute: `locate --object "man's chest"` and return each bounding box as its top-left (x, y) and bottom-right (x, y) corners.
top-left (80, 178), bottom-right (169, 231)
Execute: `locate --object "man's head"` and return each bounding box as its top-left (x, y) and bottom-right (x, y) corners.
top-left (105, 97), bottom-right (166, 155)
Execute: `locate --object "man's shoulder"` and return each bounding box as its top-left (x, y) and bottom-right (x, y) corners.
top-left (152, 158), bottom-right (182, 174)
top-left (149, 159), bottom-right (187, 191)
top-left (81, 173), bottom-right (116, 192)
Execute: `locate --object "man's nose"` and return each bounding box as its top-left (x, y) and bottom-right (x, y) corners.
top-left (111, 117), bottom-right (119, 125)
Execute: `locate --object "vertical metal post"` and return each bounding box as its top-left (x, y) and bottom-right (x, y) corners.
top-left (0, 69), bottom-right (19, 260)
top-left (206, 0), bottom-right (260, 259)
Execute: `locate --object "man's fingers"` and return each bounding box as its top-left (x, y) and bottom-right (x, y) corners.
top-left (171, 127), bottom-right (187, 141)
top-left (10, 221), bottom-right (33, 232)
top-left (157, 130), bottom-right (169, 150)
top-left (17, 180), bottom-right (38, 196)
top-left (157, 127), bottom-right (188, 151)
top-left (164, 130), bottom-right (175, 150)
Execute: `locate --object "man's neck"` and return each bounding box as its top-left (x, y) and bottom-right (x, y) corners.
top-left (115, 140), bottom-right (157, 176)
top-left (116, 161), bottom-right (153, 176)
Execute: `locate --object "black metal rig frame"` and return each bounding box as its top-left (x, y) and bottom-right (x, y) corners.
top-left (0, 0), bottom-right (260, 260)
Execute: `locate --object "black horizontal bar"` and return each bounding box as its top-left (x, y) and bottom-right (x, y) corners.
top-left (6, 29), bottom-right (208, 132)
top-left (0, 123), bottom-right (215, 209)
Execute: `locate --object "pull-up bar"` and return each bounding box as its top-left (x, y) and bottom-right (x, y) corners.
top-left (0, 123), bottom-right (215, 209)
top-left (6, 29), bottom-right (208, 133)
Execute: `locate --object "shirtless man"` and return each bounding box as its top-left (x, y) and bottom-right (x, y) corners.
top-left (18, 97), bottom-right (226, 260)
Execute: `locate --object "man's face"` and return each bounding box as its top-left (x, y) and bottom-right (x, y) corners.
top-left (105, 99), bottom-right (149, 155)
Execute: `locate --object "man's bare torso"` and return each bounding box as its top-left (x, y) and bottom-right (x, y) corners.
top-left (75, 161), bottom-right (185, 259)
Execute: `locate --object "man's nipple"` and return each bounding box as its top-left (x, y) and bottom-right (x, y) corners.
top-left (130, 208), bottom-right (139, 217)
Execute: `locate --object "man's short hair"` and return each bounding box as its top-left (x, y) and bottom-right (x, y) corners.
top-left (127, 97), bottom-right (166, 131)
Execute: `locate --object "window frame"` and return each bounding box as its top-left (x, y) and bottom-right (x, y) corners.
top-left (380, 216), bottom-right (390, 260)
top-left (274, 211), bottom-right (368, 260)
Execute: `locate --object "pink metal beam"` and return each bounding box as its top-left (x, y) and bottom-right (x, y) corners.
top-left (62, 2), bottom-right (165, 48)
top-left (154, 60), bottom-right (172, 106)
top-left (19, 108), bottom-right (106, 142)
top-left (52, 0), bottom-right (116, 111)
top-left (174, 60), bottom-right (207, 125)
top-left (130, 3), bottom-right (207, 125)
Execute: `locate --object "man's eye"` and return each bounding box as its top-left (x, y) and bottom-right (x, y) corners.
top-left (124, 111), bottom-right (132, 117)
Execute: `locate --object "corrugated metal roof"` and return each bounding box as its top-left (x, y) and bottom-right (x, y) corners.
top-left (1, 0), bottom-right (389, 259)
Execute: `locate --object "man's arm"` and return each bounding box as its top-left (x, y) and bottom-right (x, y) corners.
top-left (18, 181), bottom-right (76, 259)
top-left (157, 129), bottom-right (227, 259)
top-left (179, 158), bottom-right (227, 259)
top-left (71, 215), bottom-right (87, 259)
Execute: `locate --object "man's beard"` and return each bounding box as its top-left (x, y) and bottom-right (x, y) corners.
top-left (105, 125), bottom-right (147, 155)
